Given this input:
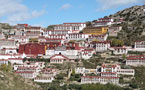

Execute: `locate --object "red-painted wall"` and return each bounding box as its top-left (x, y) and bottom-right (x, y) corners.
top-left (19, 43), bottom-right (45, 55)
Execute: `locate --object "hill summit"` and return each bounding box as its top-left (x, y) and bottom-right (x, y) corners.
top-left (92, 5), bottom-right (145, 46)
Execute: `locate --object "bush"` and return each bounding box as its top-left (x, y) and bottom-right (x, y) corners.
top-left (68, 84), bottom-right (81, 90)
top-left (0, 64), bottom-right (12, 72)
top-left (69, 74), bottom-right (81, 81)
top-left (56, 73), bottom-right (64, 80)
top-left (23, 58), bottom-right (50, 62)
top-left (129, 82), bottom-right (138, 89)
top-left (111, 39), bottom-right (124, 47)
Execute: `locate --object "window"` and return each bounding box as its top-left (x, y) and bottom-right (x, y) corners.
top-left (9, 51), bottom-right (13, 53)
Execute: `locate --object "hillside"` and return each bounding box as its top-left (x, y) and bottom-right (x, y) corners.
top-left (109, 5), bottom-right (145, 46)
top-left (0, 70), bottom-right (40, 90)
top-left (93, 5), bottom-right (145, 46)
top-left (108, 5), bottom-right (145, 22)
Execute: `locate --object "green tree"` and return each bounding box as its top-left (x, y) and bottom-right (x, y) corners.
top-left (0, 64), bottom-right (12, 72)
top-left (122, 54), bottom-right (126, 60)
top-left (47, 25), bottom-right (54, 30)
top-left (111, 39), bottom-right (124, 47)
top-left (112, 39), bottom-right (118, 46)
top-left (129, 82), bottom-right (138, 89)
top-left (86, 22), bottom-right (92, 27)
top-left (56, 73), bottom-right (64, 80)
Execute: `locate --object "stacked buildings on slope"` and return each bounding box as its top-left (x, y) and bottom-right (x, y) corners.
top-left (0, 17), bottom-right (144, 85)
top-left (14, 61), bottom-right (58, 83)
top-left (76, 63), bottom-right (134, 84)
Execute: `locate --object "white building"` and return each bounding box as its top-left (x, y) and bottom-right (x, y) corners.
top-left (34, 77), bottom-right (54, 83)
top-left (50, 54), bottom-right (71, 64)
top-left (24, 61), bottom-right (45, 69)
top-left (15, 24), bottom-right (42, 38)
top-left (0, 48), bottom-right (17, 54)
top-left (66, 33), bottom-right (89, 41)
top-left (110, 47), bottom-right (128, 55)
top-left (108, 26), bottom-right (122, 37)
top-left (117, 69), bottom-right (134, 76)
top-left (79, 63), bottom-right (134, 84)
top-left (47, 35), bottom-right (66, 39)
top-left (43, 30), bottom-right (71, 35)
top-left (40, 68), bottom-right (57, 77)
top-left (134, 41), bottom-right (145, 51)
top-left (101, 64), bottom-right (119, 73)
top-left (92, 18), bottom-right (114, 27)
top-left (0, 32), bottom-right (5, 39)
top-left (63, 22), bottom-right (86, 32)
top-left (101, 64), bottom-right (135, 76)
top-left (0, 59), bottom-right (8, 65)
top-left (81, 48), bottom-right (95, 59)
top-left (45, 38), bottom-right (65, 44)
top-left (126, 55), bottom-right (145, 66)
top-left (88, 34), bottom-right (108, 41)
top-left (46, 46), bottom-right (80, 60)
top-left (100, 72), bottom-right (118, 77)
top-left (0, 54), bottom-right (22, 59)
top-left (0, 53), bottom-right (34, 60)
top-left (81, 76), bottom-right (119, 84)
top-left (75, 67), bottom-right (96, 74)
top-left (75, 67), bottom-right (86, 74)
top-left (14, 61), bottom-right (45, 79)
top-left (16, 66), bottom-right (40, 73)
top-left (90, 41), bottom-right (110, 52)
top-left (54, 22), bottom-right (86, 33)
top-left (14, 61), bottom-right (45, 71)
top-left (15, 71), bottom-right (38, 79)
top-left (38, 36), bottom-right (46, 42)
top-left (24, 26), bottom-right (41, 38)
top-left (8, 35), bottom-right (29, 44)
top-left (0, 39), bottom-right (15, 47)
top-left (143, 8), bottom-right (145, 12)
top-left (8, 58), bottom-right (23, 64)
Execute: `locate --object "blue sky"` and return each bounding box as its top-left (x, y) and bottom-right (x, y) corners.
top-left (0, 0), bottom-right (144, 27)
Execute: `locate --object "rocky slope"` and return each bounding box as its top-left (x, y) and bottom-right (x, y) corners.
top-left (0, 71), bottom-right (41, 90)
top-left (98, 5), bottom-right (145, 46)
top-left (108, 5), bottom-right (145, 23)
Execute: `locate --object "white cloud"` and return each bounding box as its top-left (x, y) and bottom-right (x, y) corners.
top-left (7, 10), bottom-right (45, 23)
top-left (60, 4), bottom-right (72, 10)
top-left (0, 0), bottom-right (45, 24)
top-left (96, 0), bottom-right (142, 11)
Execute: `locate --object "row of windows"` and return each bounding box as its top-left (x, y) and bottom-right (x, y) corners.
top-left (51, 60), bottom-right (63, 62)
top-left (117, 71), bottom-right (134, 73)
top-left (47, 40), bottom-right (61, 42)
top-left (69, 36), bottom-right (83, 38)
top-left (136, 46), bottom-right (145, 48)
top-left (64, 24), bottom-right (85, 26)
top-left (20, 73), bottom-right (34, 77)
top-left (44, 31), bottom-right (69, 34)
top-left (52, 32), bottom-right (68, 34)
top-left (115, 50), bottom-right (126, 52)
top-left (54, 26), bottom-right (80, 30)
top-left (35, 78), bottom-right (52, 80)
top-left (82, 79), bottom-right (118, 82)
top-left (127, 60), bottom-right (145, 62)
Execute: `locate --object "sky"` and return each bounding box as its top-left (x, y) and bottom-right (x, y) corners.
top-left (0, 0), bottom-right (144, 27)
